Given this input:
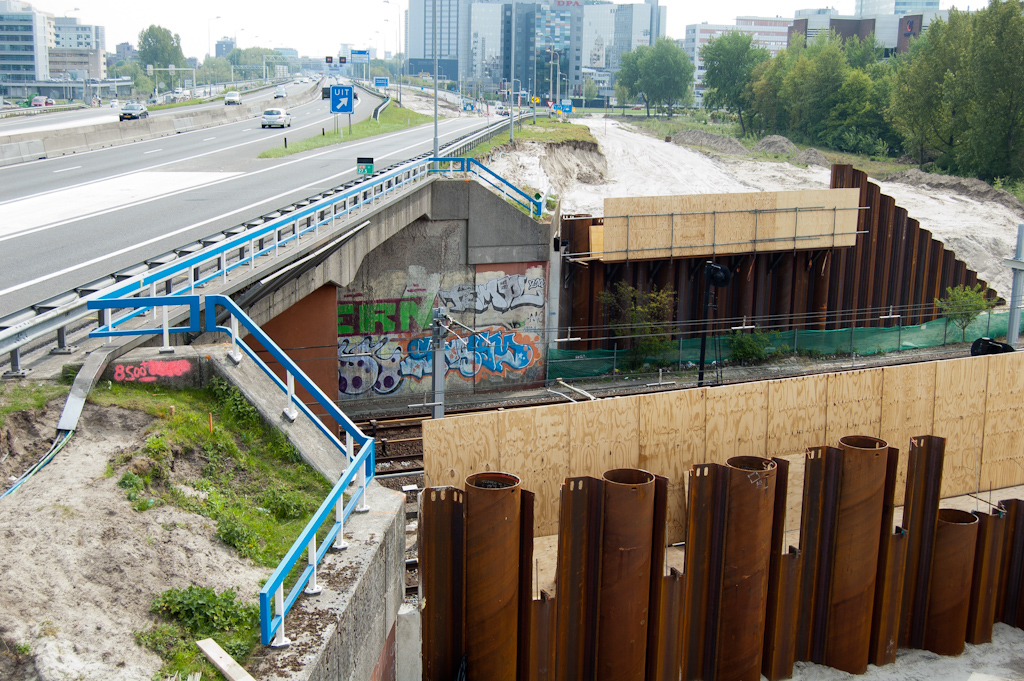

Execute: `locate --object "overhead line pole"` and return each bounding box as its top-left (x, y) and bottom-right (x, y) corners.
top-left (433, 0), bottom-right (439, 166)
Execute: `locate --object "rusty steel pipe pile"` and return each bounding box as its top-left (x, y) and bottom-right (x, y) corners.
top-left (419, 433), bottom-right (1024, 681)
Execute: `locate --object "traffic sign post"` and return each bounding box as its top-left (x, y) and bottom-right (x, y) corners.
top-left (374, 76), bottom-right (389, 89)
top-left (357, 157), bottom-right (374, 175)
top-left (331, 85), bottom-right (355, 134)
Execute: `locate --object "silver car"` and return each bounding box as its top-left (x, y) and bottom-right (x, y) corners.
top-left (261, 108), bottom-right (292, 128)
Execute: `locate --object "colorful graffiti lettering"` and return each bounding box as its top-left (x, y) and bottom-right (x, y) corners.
top-left (438, 275), bottom-right (545, 314)
top-left (112, 359), bottom-right (192, 383)
top-left (339, 329), bottom-right (536, 397)
top-left (337, 297), bottom-right (433, 336)
top-left (338, 337), bottom-right (406, 396)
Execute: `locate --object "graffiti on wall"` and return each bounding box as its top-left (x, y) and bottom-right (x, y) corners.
top-left (338, 329), bottom-right (536, 396)
top-left (438, 274), bottom-right (545, 313)
top-left (113, 359), bottom-right (192, 383)
top-left (338, 266), bottom-right (547, 398)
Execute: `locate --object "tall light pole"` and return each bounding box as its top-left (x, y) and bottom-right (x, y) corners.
top-left (207, 16), bottom-right (220, 88)
top-left (433, 0), bottom-right (438, 163)
top-left (383, 0), bottom-right (402, 106)
top-left (509, 0), bottom-right (515, 144)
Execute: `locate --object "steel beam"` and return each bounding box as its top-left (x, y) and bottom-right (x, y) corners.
top-left (869, 447), bottom-right (906, 667)
top-left (420, 486), bottom-right (465, 681)
top-left (763, 458), bottom-right (800, 681)
top-left (900, 435), bottom-right (945, 648)
top-left (966, 509), bottom-right (1006, 645)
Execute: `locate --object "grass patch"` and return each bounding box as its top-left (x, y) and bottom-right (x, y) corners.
top-left (258, 104), bottom-right (434, 158)
top-left (0, 381), bottom-right (69, 428)
top-left (464, 116), bottom-right (598, 159)
top-left (90, 378), bottom-right (336, 679)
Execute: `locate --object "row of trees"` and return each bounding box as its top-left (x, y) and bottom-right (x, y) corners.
top-left (615, 38), bottom-right (695, 117)
top-left (698, 0), bottom-right (1024, 180)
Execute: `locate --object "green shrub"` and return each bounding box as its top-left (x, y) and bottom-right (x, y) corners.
top-left (729, 330), bottom-right (783, 363)
top-left (152, 585), bottom-right (258, 635)
top-left (260, 487), bottom-right (314, 520)
top-left (117, 471), bottom-right (144, 500)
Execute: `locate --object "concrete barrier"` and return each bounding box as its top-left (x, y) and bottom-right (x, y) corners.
top-left (84, 126), bottom-right (126, 148)
top-left (173, 116), bottom-right (196, 133)
top-left (0, 139), bottom-right (46, 166)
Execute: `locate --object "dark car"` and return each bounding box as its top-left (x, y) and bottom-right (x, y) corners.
top-left (119, 102), bottom-right (149, 121)
top-left (322, 86), bottom-right (330, 99)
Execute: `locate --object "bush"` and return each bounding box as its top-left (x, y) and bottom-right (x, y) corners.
top-left (729, 330), bottom-right (783, 363)
top-left (152, 585), bottom-right (258, 636)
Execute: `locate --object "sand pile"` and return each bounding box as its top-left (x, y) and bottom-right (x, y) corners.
top-left (754, 135), bottom-right (799, 155)
top-left (670, 129), bottom-right (750, 156)
top-left (790, 148), bottom-right (832, 168)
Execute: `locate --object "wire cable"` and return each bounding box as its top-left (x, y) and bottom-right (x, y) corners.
top-left (0, 429), bottom-right (74, 500)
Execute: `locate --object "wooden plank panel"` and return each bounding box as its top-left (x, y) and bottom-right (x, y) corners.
top-left (825, 368), bottom-right (883, 445)
top-left (705, 381), bottom-right (768, 464)
top-left (879, 361), bottom-right (937, 506)
top-left (569, 395), bottom-right (640, 479)
top-left (638, 388), bottom-right (706, 543)
top-left (981, 352), bottom-right (1024, 492)
top-left (933, 356), bottom-right (989, 498)
top-left (767, 374), bottom-right (828, 460)
top-left (423, 411), bottom-right (502, 489)
top-left (500, 404), bottom-right (570, 537)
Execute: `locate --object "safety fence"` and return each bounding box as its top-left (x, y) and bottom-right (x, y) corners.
top-left (547, 308), bottom-right (1022, 380)
top-left (430, 156), bottom-right (544, 219)
top-left (87, 294), bottom-right (375, 647)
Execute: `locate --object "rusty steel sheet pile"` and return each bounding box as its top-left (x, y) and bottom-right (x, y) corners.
top-left (868, 447), bottom-right (907, 667)
top-left (966, 509), bottom-right (1005, 645)
top-left (419, 486), bottom-right (465, 681)
top-left (418, 435), bottom-right (1024, 681)
top-left (899, 435), bottom-right (945, 649)
top-left (923, 509), bottom-right (980, 655)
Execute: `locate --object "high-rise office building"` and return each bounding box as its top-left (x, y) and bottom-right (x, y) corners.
top-left (215, 37), bottom-right (235, 59)
top-left (855, 0), bottom-right (940, 15)
top-left (0, 0), bottom-right (52, 84)
top-left (51, 15), bottom-right (106, 80)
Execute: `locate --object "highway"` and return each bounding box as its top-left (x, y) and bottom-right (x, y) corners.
top-left (0, 83), bottom-right (504, 318)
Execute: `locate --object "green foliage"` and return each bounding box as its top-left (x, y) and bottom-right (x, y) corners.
top-left (152, 585), bottom-right (258, 635)
top-left (117, 471), bottom-right (144, 498)
top-left (843, 33), bottom-right (884, 69)
top-left (599, 282), bottom-right (676, 371)
top-left (258, 103), bottom-right (433, 158)
top-left (700, 32), bottom-right (769, 135)
top-left (137, 25), bottom-right (186, 69)
top-left (0, 382), bottom-right (69, 429)
top-left (617, 39), bottom-right (694, 117)
top-left (260, 487), bottom-right (316, 520)
top-left (936, 284), bottom-right (996, 341)
top-left (729, 330), bottom-right (784, 363)
top-left (583, 77), bottom-right (598, 102)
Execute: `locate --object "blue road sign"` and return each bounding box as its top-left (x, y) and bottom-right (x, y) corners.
top-left (351, 50), bottom-right (370, 65)
top-left (331, 86), bottom-right (354, 114)
top-left (374, 76), bottom-right (389, 88)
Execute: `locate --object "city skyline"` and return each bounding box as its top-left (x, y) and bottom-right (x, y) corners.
top-left (32, 0), bottom-right (959, 65)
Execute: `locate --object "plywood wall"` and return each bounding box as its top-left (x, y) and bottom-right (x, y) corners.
top-left (422, 352), bottom-right (1024, 542)
top-left (598, 189), bottom-right (860, 262)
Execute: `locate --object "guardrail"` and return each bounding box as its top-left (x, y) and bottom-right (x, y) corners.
top-left (86, 293), bottom-right (375, 647)
top-left (1, 112), bottom-right (542, 375)
top-left (430, 156), bottom-right (543, 219)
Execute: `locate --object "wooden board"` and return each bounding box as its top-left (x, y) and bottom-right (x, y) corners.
top-left (767, 374), bottom-right (828, 459)
top-left (704, 381), bottom-right (768, 464)
top-left (599, 189), bottom-right (860, 261)
top-left (197, 638), bottom-right (256, 681)
top-left (825, 368), bottom-right (883, 445)
top-left (932, 356), bottom-right (989, 498)
top-left (879, 362), bottom-right (937, 506)
top-left (568, 395), bottom-right (640, 479)
top-left (638, 388), bottom-right (705, 543)
top-left (775, 452), bottom-right (807, 541)
top-left (500, 404), bottom-right (571, 537)
top-left (981, 352), bottom-right (1024, 492)
top-left (422, 411), bottom-right (502, 489)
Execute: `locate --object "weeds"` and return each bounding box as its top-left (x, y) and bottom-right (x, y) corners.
top-left (0, 381), bottom-right (69, 428)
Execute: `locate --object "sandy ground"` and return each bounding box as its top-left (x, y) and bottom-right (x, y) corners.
top-left (0, 399), bottom-right (268, 681)
top-left (488, 115), bottom-right (1024, 299)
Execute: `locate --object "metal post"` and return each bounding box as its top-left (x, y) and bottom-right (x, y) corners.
top-left (271, 585), bottom-right (291, 646)
top-left (432, 0), bottom-right (438, 166)
top-left (160, 305), bottom-right (174, 354)
top-left (283, 372), bottom-right (298, 421)
top-left (304, 536), bottom-right (322, 594)
top-left (1006, 224), bottom-right (1024, 348)
top-left (4, 347), bottom-right (28, 378)
top-left (509, 0), bottom-right (515, 145)
top-left (228, 316), bottom-right (242, 364)
top-left (150, 282), bottom-right (157, 319)
top-left (431, 308), bottom-right (446, 419)
top-left (334, 493), bottom-right (349, 550)
top-left (103, 309), bottom-right (113, 345)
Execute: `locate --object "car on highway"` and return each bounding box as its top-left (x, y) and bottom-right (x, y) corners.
top-left (30, 96), bottom-right (50, 107)
top-left (109, 99), bottom-right (121, 108)
top-left (260, 108), bottom-right (292, 128)
top-left (119, 102), bottom-right (149, 121)
top-left (496, 105), bottom-right (509, 116)
top-left (224, 91), bottom-right (242, 105)
top-left (274, 86), bottom-right (287, 99)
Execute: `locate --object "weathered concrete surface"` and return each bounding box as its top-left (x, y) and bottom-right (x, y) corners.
top-left (397, 603), bottom-right (422, 681)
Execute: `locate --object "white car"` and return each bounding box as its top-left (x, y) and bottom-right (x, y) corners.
top-left (261, 108), bottom-right (292, 128)
top-left (109, 99), bottom-right (120, 108)
top-left (224, 90), bottom-right (242, 105)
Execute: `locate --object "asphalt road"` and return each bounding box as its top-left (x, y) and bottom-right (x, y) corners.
top-left (0, 89), bottom-right (502, 317)
top-left (0, 80), bottom-right (314, 136)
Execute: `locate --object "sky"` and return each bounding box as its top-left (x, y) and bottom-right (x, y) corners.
top-left (39, 0), bottom-right (956, 63)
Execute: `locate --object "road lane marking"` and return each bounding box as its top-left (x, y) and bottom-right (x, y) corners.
top-left (0, 114), bottom-right (482, 207)
top-left (143, 149), bottom-right (162, 154)
top-left (0, 133), bottom-right (459, 299)
top-left (52, 166), bottom-right (81, 173)
top-left (203, 137), bottom-right (216, 141)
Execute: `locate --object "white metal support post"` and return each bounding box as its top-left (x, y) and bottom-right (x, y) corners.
top-left (159, 305), bottom-right (174, 354)
top-left (304, 535), bottom-right (322, 594)
top-left (271, 585), bottom-right (290, 647)
top-left (283, 372), bottom-right (298, 421)
top-left (1006, 224), bottom-right (1024, 348)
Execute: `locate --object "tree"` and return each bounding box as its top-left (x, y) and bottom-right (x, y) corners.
top-left (137, 25), bottom-right (186, 69)
top-left (640, 38), bottom-right (694, 116)
top-left (700, 32), bottom-right (768, 135)
top-left (936, 284), bottom-right (995, 341)
top-left (614, 80), bottom-right (629, 114)
top-left (599, 282), bottom-right (676, 370)
top-left (616, 46), bottom-right (650, 115)
top-left (750, 43), bottom-right (799, 135)
top-left (843, 33), bottom-right (883, 69)
top-left (583, 77), bottom-right (598, 102)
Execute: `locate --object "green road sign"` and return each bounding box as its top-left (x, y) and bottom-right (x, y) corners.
top-left (357, 156), bottom-right (374, 175)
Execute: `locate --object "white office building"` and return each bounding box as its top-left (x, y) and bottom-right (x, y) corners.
top-left (51, 15), bottom-right (105, 80)
top-left (0, 0), bottom-right (52, 84)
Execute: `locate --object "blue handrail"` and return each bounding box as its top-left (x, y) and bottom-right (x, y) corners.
top-left (87, 294), bottom-right (374, 647)
top-left (429, 156), bottom-right (543, 219)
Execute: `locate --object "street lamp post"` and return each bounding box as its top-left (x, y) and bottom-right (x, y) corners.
top-left (432, 0), bottom-right (438, 164)
top-left (383, 0), bottom-right (402, 106)
top-left (509, 0), bottom-right (515, 144)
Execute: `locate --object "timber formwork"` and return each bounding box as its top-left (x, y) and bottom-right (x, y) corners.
top-left (420, 434), bottom-right (1024, 681)
top-left (560, 165), bottom-right (997, 350)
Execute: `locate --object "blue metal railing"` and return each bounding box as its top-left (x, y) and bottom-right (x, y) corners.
top-left (87, 294), bottom-right (374, 647)
top-left (429, 156), bottom-right (543, 219)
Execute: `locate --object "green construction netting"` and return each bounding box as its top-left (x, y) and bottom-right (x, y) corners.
top-left (547, 311), bottom-right (1022, 380)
